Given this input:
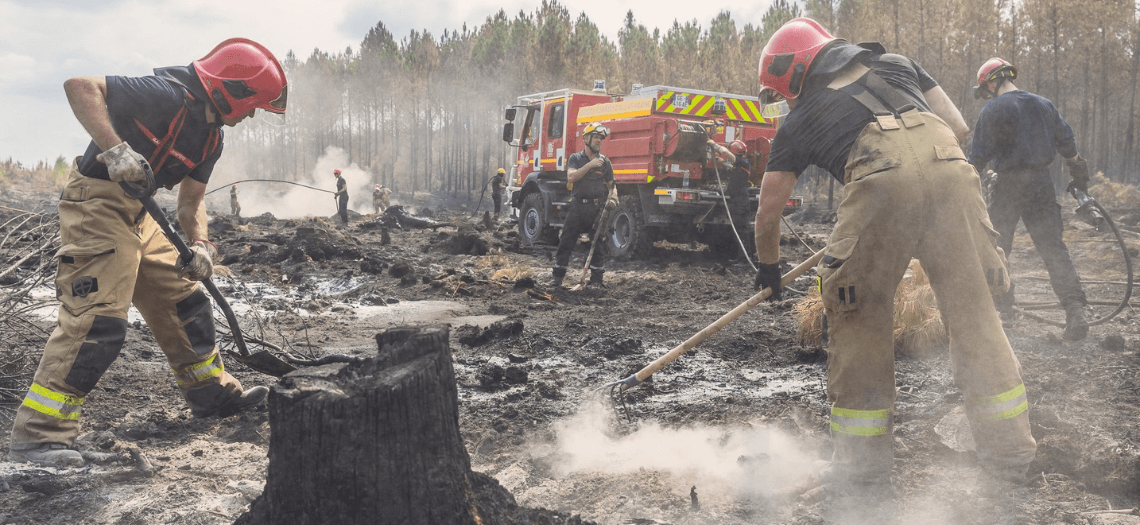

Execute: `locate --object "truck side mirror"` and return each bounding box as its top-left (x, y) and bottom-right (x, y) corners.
top-left (504, 108), bottom-right (517, 121)
top-left (502, 123), bottom-right (515, 143)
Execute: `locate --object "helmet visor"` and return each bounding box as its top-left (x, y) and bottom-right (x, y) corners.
top-left (758, 87), bottom-right (786, 106)
top-left (267, 84), bottom-right (287, 113)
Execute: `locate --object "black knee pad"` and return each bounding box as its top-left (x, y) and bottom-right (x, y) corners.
top-left (176, 289), bottom-right (216, 357)
top-left (65, 315), bottom-right (127, 393)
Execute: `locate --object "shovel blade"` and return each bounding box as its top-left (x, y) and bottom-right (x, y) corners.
top-left (233, 351), bottom-right (297, 377)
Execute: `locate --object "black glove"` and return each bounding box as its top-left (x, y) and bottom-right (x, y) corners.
top-left (1066, 155), bottom-right (1089, 193)
top-left (754, 262), bottom-right (782, 301)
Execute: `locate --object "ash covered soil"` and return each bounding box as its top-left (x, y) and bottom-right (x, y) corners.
top-left (3, 185), bottom-right (1140, 525)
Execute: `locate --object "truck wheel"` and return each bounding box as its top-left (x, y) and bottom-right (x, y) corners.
top-left (519, 193), bottom-right (557, 246)
top-left (606, 195), bottom-right (652, 260)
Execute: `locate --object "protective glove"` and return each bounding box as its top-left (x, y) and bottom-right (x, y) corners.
top-left (1066, 155), bottom-right (1089, 193)
top-left (605, 196), bottom-right (619, 211)
top-left (95, 142), bottom-right (148, 184)
top-left (753, 261), bottom-right (782, 301)
top-left (179, 240), bottom-right (217, 281)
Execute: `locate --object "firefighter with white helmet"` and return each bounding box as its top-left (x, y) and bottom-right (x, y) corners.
top-left (751, 18), bottom-right (1036, 508)
top-left (552, 123), bottom-right (617, 288)
top-left (8, 38), bottom-right (287, 468)
top-left (373, 183), bottom-right (391, 213)
top-left (490, 168), bottom-right (506, 218)
top-left (970, 57), bottom-right (1091, 340)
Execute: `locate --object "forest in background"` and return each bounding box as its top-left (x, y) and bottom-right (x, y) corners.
top-left (11, 0), bottom-right (1137, 203)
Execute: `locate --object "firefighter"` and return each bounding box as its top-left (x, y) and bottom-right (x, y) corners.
top-left (490, 168), bottom-right (506, 218)
top-left (969, 58), bottom-right (1091, 340)
top-left (724, 140), bottom-right (752, 241)
top-left (333, 168), bottom-right (348, 224)
top-left (552, 123), bottom-right (618, 288)
top-left (230, 184), bottom-right (240, 217)
top-left (373, 183), bottom-right (391, 214)
top-left (752, 18), bottom-right (1036, 505)
top-left (8, 38), bottom-right (287, 468)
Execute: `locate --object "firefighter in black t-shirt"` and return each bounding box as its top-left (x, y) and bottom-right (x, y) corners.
top-left (490, 168), bottom-right (506, 218)
top-left (551, 123), bottom-right (617, 288)
top-left (333, 169), bottom-right (348, 224)
top-left (750, 18), bottom-right (1036, 504)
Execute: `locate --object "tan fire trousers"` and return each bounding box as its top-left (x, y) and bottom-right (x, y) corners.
top-left (818, 110), bottom-right (1037, 482)
top-left (10, 170), bottom-right (244, 449)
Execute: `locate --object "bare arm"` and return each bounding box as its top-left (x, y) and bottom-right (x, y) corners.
top-left (64, 76), bottom-right (122, 151)
top-left (178, 178), bottom-right (210, 244)
top-left (924, 85), bottom-right (969, 144)
top-left (753, 171), bottom-right (797, 264)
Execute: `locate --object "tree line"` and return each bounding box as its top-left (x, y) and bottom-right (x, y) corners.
top-left (224, 0), bottom-right (1140, 200)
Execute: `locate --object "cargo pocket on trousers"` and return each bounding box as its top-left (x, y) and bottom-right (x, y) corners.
top-left (845, 154), bottom-right (901, 184)
top-left (56, 239), bottom-right (119, 316)
top-left (818, 236), bottom-right (860, 315)
top-left (933, 144), bottom-right (967, 162)
top-left (977, 219), bottom-right (1010, 295)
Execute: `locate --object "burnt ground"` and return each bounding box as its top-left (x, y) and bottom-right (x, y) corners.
top-left (2, 183), bottom-right (1140, 525)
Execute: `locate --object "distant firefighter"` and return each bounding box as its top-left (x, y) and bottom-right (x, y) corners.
top-left (373, 183), bottom-right (391, 213)
top-left (490, 168), bottom-right (506, 217)
top-left (230, 184), bottom-right (240, 217)
top-left (333, 169), bottom-right (348, 224)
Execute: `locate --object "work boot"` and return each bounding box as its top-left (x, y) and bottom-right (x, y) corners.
top-left (551, 267), bottom-right (566, 288)
top-left (1063, 303), bottom-right (1089, 341)
top-left (192, 386), bottom-right (269, 418)
top-left (588, 269), bottom-right (605, 288)
top-left (8, 443), bottom-right (84, 468)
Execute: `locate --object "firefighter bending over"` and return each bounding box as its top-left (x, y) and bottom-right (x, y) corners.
top-left (969, 57), bottom-right (1091, 340)
top-left (373, 183), bottom-right (391, 213)
top-left (551, 123), bottom-right (618, 288)
top-left (8, 38), bottom-right (287, 468)
top-left (751, 18), bottom-right (1036, 514)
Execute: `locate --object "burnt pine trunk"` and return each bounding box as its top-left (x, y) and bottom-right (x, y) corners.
top-left (237, 325), bottom-right (502, 525)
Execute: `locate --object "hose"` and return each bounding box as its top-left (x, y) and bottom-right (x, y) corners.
top-left (205, 179), bottom-right (335, 196)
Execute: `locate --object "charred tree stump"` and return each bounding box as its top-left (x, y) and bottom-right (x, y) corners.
top-left (237, 325), bottom-right (498, 525)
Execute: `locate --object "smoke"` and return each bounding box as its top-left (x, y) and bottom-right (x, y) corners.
top-left (210, 146), bottom-right (393, 220)
top-left (548, 399), bottom-right (820, 500)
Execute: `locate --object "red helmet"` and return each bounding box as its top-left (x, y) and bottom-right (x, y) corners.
top-left (334, 169), bottom-right (342, 175)
top-left (758, 18), bottom-right (838, 105)
top-left (974, 57), bottom-right (1017, 99)
top-left (194, 38), bottom-right (288, 118)
top-left (729, 140), bottom-right (747, 156)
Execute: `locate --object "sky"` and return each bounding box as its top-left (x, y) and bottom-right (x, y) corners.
top-left (0, 0), bottom-right (776, 165)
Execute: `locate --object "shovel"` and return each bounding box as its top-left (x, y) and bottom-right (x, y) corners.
top-left (119, 168), bottom-right (297, 377)
top-left (569, 204), bottom-right (610, 291)
top-left (597, 248), bottom-right (825, 414)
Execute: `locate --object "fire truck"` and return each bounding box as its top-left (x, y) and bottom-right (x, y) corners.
top-left (502, 84), bottom-right (796, 259)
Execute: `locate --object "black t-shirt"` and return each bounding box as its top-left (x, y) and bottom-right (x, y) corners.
top-left (490, 174), bottom-right (504, 192)
top-left (766, 53), bottom-right (939, 182)
top-left (726, 157), bottom-right (751, 200)
top-left (337, 176), bottom-right (348, 199)
top-left (78, 65), bottom-right (223, 189)
top-left (566, 151), bottom-right (613, 199)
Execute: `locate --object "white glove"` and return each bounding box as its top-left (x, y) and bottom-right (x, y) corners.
top-left (179, 240), bottom-right (217, 281)
top-left (95, 142), bottom-right (148, 183)
top-left (605, 196), bottom-right (619, 211)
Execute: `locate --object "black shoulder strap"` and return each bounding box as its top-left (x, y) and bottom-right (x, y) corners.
top-left (838, 71), bottom-right (916, 117)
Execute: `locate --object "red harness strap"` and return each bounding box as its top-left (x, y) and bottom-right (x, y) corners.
top-left (132, 94), bottom-right (220, 175)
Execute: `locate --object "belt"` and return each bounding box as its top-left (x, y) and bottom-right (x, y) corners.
top-left (575, 198), bottom-right (602, 205)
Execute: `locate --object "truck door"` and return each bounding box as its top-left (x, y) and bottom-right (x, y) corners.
top-left (543, 99), bottom-right (567, 171)
top-left (528, 105), bottom-right (544, 172)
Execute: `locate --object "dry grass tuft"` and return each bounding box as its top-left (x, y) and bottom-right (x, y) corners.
top-left (795, 259), bottom-right (947, 356)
